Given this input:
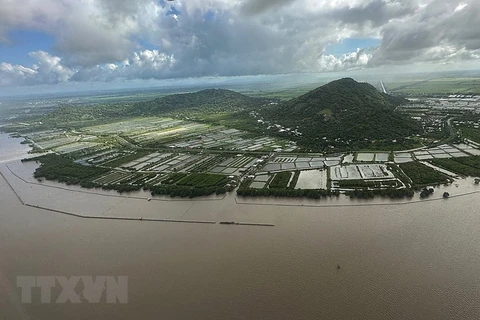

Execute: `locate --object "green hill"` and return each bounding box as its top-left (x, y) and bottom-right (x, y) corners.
top-left (37, 89), bottom-right (268, 126)
top-left (133, 89), bottom-right (268, 115)
top-left (261, 78), bottom-right (421, 150)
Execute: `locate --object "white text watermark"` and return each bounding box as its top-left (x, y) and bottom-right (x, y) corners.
top-left (17, 276), bottom-right (128, 304)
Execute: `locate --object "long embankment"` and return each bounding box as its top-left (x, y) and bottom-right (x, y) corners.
top-left (1, 165), bottom-right (276, 227)
top-left (5, 163), bottom-right (227, 203)
top-left (1, 169), bottom-right (216, 224)
top-left (219, 222), bottom-right (275, 227)
top-left (24, 203), bottom-right (216, 224)
top-left (0, 170), bottom-right (24, 205)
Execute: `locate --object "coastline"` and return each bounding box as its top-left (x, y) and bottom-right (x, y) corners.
top-left (2, 158), bottom-right (479, 225)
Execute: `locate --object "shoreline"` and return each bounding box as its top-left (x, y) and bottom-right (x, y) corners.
top-left (234, 189), bottom-right (480, 208)
top-left (5, 163), bottom-right (227, 202)
top-left (1, 169), bottom-right (209, 224)
top-left (3, 160), bottom-right (480, 213)
top-left (1, 163), bottom-right (279, 227)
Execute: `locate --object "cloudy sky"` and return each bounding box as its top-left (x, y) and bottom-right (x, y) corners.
top-left (0, 0), bottom-right (479, 87)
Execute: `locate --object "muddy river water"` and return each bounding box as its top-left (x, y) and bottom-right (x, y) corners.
top-left (1, 133), bottom-right (480, 319)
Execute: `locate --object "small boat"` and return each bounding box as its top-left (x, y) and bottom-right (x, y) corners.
top-left (147, 198), bottom-right (151, 201)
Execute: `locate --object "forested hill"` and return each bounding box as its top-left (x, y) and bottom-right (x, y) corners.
top-left (261, 78), bottom-right (421, 148)
top-left (133, 89), bottom-right (268, 115)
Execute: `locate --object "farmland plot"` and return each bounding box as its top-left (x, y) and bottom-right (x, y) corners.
top-left (262, 163), bottom-right (282, 171)
top-left (281, 162), bottom-right (296, 170)
top-left (324, 160), bottom-right (341, 166)
top-left (454, 144), bottom-right (480, 156)
top-left (250, 181), bottom-right (267, 189)
top-left (93, 172), bottom-right (132, 185)
top-left (394, 157), bottom-right (413, 163)
top-left (394, 152), bottom-right (413, 163)
top-left (273, 157), bottom-right (297, 163)
top-left (415, 154), bottom-right (434, 160)
top-left (432, 153), bottom-right (452, 159)
top-left (295, 170), bottom-right (328, 189)
top-left (343, 154), bottom-right (354, 163)
top-left (309, 161), bottom-right (325, 168)
top-left (331, 164), bottom-right (393, 180)
top-left (55, 142), bottom-right (100, 154)
top-left (295, 162), bottom-right (311, 169)
top-left (253, 175), bottom-right (270, 182)
top-left (356, 153), bottom-right (374, 162)
top-left (375, 153), bottom-right (389, 162)
top-left (37, 137), bottom-right (78, 149)
top-left (358, 164), bottom-right (394, 179)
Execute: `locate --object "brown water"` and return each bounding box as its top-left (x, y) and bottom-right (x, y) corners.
top-left (1, 133), bottom-right (480, 319)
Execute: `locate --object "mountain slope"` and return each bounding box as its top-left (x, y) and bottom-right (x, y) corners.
top-left (133, 89), bottom-right (267, 115)
top-left (262, 78), bottom-right (421, 149)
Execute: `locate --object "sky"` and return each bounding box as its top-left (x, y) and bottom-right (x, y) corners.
top-left (0, 0), bottom-right (479, 88)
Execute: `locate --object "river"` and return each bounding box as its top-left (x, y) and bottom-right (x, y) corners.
top-left (1, 133), bottom-right (480, 319)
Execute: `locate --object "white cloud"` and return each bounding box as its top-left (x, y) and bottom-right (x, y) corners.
top-left (454, 3), bottom-right (468, 12)
top-left (0, 51), bottom-right (74, 86)
top-left (0, 0), bottom-right (479, 86)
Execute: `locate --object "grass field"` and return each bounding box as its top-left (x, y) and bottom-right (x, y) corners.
top-left (430, 156), bottom-right (480, 177)
top-left (460, 126), bottom-right (480, 144)
top-left (399, 162), bottom-right (450, 186)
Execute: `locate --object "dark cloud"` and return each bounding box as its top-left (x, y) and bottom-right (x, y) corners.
top-left (239, 0), bottom-right (295, 15)
top-left (330, 0), bottom-right (417, 27)
top-left (368, 0), bottom-right (480, 66)
top-left (1, 0), bottom-right (480, 86)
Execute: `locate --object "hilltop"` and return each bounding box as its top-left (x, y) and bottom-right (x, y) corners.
top-left (260, 78), bottom-right (421, 150)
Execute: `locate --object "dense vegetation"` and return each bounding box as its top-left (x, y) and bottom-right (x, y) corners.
top-left (36, 89), bottom-right (268, 128)
top-left (399, 162), bottom-right (450, 186)
top-left (23, 154), bottom-right (108, 185)
top-left (430, 156), bottom-right (480, 177)
top-left (268, 172), bottom-right (292, 189)
top-left (345, 188), bottom-right (415, 199)
top-left (289, 171), bottom-right (301, 188)
top-left (23, 154), bottom-right (233, 197)
top-left (22, 154), bottom-right (161, 193)
top-left (258, 78), bottom-right (422, 151)
top-left (149, 185), bottom-right (226, 198)
top-left (39, 104), bottom-right (134, 127)
top-left (161, 173), bottom-right (189, 185)
top-left (459, 126), bottom-right (480, 143)
top-left (103, 150), bottom-right (152, 168)
top-left (133, 89), bottom-right (268, 116)
top-left (237, 187), bottom-right (339, 199)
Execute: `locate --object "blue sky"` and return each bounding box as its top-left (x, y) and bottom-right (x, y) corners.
top-left (0, 30), bottom-right (55, 65)
top-left (1, 30), bottom-right (378, 65)
top-left (0, 0), bottom-right (478, 88)
top-left (325, 38), bottom-right (381, 55)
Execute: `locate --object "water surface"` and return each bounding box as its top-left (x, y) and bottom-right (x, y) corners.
top-left (1, 134), bottom-right (480, 319)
